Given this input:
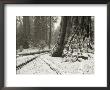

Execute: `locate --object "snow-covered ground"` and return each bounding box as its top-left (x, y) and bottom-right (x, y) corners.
top-left (17, 47), bottom-right (49, 54)
top-left (16, 54), bottom-right (38, 67)
top-left (16, 52), bottom-right (94, 74)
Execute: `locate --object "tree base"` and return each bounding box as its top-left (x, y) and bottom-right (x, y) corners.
top-left (52, 51), bottom-right (63, 57)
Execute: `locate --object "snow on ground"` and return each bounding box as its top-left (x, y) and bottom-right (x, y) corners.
top-left (40, 53), bottom-right (94, 74)
top-left (17, 54), bottom-right (57, 74)
top-left (17, 47), bottom-right (49, 55)
top-left (16, 52), bottom-right (94, 74)
top-left (16, 54), bottom-right (38, 67)
top-left (17, 48), bottom-right (39, 54)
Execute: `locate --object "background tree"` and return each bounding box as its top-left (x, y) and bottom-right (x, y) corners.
top-left (22, 16), bottom-right (30, 49)
top-left (16, 16), bottom-right (94, 56)
top-left (49, 16), bottom-right (51, 49)
top-left (16, 16), bottom-right (23, 50)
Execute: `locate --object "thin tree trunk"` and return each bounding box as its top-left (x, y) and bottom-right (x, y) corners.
top-left (49, 16), bottom-right (51, 49)
top-left (45, 17), bottom-right (48, 43)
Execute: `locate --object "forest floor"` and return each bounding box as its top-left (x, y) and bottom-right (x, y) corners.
top-left (16, 49), bottom-right (94, 75)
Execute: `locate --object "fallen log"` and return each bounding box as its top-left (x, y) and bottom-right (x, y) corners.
top-left (17, 50), bottom-right (51, 56)
top-left (16, 55), bottom-right (39, 70)
top-left (16, 53), bottom-right (47, 70)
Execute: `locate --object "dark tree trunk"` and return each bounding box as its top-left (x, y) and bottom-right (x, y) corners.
top-left (52, 16), bottom-right (68, 57)
top-left (45, 17), bottom-right (48, 44)
top-left (65, 16), bottom-right (73, 44)
top-left (49, 16), bottom-right (51, 49)
top-left (23, 16), bottom-right (30, 49)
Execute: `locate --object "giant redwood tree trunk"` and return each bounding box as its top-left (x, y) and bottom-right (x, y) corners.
top-left (52, 16), bottom-right (68, 57)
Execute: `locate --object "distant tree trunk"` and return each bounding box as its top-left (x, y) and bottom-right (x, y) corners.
top-left (49, 16), bottom-right (51, 49)
top-left (45, 17), bottom-right (48, 44)
top-left (23, 16), bottom-right (30, 49)
top-left (52, 16), bottom-right (68, 57)
top-left (16, 17), bottom-right (18, 49)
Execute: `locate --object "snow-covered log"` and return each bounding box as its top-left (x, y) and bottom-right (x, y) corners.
top-left (17, 50), bottom-right (51, 56)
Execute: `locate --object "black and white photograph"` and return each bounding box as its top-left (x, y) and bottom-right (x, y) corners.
top-left (16, 16), bottom-right (94, 74)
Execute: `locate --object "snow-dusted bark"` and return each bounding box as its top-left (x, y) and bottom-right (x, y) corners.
top-left (52, 16), bottom-right (68, 57)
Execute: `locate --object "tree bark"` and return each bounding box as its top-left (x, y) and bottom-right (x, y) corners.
top-left (52, 16), bottom-right (68, 57)
top-left (23, 16), bottom-right (30, 49)
top-left (49, 16), bottom-right (51, 49)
